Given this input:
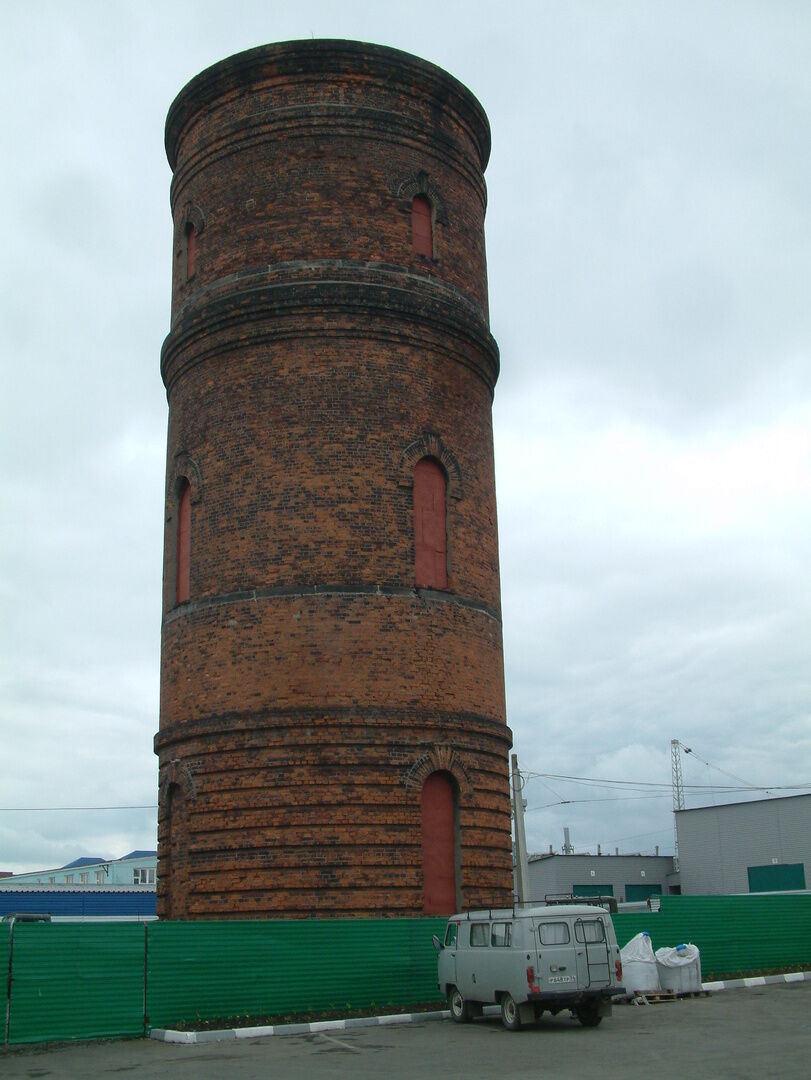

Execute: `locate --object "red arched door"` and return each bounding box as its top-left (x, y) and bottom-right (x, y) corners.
top-left (421, 771), bottom-right (457, 914)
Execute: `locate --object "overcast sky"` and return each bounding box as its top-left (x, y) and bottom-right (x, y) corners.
top-left (2, 1), bottom-right (810, 874)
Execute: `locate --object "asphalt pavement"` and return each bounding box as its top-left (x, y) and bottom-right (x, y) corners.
top-left (3, 981), bottom-right (809, 1079)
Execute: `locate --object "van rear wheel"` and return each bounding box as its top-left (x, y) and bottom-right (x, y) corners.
top-left (575, 1002), bottom-right (602, 1027)
top-left (500, 993), bottom-right (521, 1031)
top-left (448, 987), bottom-right (471, 1023)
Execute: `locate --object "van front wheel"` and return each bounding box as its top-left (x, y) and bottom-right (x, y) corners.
top-left (448, 987), bottom-right (472, 1023)
top-left (500, 993), bottom-right (521, 1031)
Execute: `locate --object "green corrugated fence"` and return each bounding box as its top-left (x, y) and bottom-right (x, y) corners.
top-left (4, 895), bottom-right (810, 1044)
top-left (6, 922), bottom-right (145, 1044)
top-left (613, 894), bottom-right (811, 978)
top-left (146, 917), bottom-right (446, 1029)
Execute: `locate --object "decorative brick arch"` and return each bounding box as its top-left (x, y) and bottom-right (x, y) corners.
top-left (168, 450), bottom-right (203, 505)
top-left (398, 433), bottom-right (463, 500)
top-left (402, 744), bottom-right (472, 799)
top-left (391, 169), bottom-right (448, 225)
top-left (179, 201), bottom-right (206, 236)
top-left (158, 758), bottom-right (200, 814)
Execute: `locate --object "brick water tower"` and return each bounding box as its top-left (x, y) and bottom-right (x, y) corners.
top-left (155, 40), bottom-right (513, 918)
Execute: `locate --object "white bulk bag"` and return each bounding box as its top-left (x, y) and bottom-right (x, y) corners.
top-left (655, 943), bottom-right (702, 993)
top-left (620, 931), bottom-right (660, 994)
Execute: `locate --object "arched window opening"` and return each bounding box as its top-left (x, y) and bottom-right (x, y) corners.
top-left (185, 222), bottom-right (197, 281)
top-left (413, 457), bottom-right (447, 589)
top-left (421, 771), bottom-right (458, 915)
top-left (176, 478), bottom-right (191, 604)
top-left (411, 194), bottom-right (433, 257)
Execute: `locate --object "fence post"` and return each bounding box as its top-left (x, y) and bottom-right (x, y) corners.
top-left (143, 922), bottom-right (149, 1036)
top-left (4, 917), bottom-right (14, 1046)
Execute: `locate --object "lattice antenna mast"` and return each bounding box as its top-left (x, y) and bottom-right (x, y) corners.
top-left (671, 739), bottom-right (691, 871)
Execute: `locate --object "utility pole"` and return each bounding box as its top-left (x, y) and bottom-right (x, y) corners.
top-left (511, 753), bottom-right (530, 905)
top-left (671, 739), bottom-right (691, 872)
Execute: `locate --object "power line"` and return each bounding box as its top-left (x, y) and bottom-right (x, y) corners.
top-left (678, 746), bottom-right (774, 794)
top-left (0, 805), bottom-right (157, 812)
top-left (524, 772), bottom-right (810, 793)
top-left (527, 793), bottom-right (669, 811)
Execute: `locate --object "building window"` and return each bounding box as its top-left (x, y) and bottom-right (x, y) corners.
top-left (48, 876), bottom-right (55, 884)
top-left (413, 458), bottom-right (447, 589)
top-left (411, 194), bottom-right (433, 257)
top-left (64, 874), bottom-right (74, 884)
top-left (95, 870), bottom-right (105, 884)
top-left (420, 770), bottom-right (457, 914)
top-left (176, 478), bottom-right (191, 604)
top-left (133, 867), bottom-right (155, 885)
top-left (179, 203), bottom-right (204, 284)
top-left (79, 872), bottom-right (88, 884)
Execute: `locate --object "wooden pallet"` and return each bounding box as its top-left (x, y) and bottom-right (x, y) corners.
top-left (628, 989), bottom-right (710, 1005)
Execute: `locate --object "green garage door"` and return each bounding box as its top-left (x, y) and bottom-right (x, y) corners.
top-left (747, 863), bottom-right (806, 892)
top-left (572, 884), bottom-right (614, 897)
top-left (625, 883), bottom-right (663, 902)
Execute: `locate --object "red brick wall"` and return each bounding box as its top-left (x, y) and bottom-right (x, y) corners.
top-left (156, 40), bottom-right (513, 918)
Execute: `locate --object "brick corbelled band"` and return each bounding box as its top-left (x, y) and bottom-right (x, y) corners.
top-left (161, 269), bottom-right (500, 396)
top-left (157, 39), bottom-right (513, 918)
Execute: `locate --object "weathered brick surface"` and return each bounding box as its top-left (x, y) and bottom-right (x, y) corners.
top-left (156, 40), bottom-right (513, 918)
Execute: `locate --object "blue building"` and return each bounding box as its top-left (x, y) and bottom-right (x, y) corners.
top-left (0, 852), bottom-right (158, 919)
top-left (0, 885), bottom-right (156, 919)
top-left (0, 850), bottom-right (157, 887)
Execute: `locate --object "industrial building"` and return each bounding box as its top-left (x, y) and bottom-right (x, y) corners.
top-left (156, 41), bottom-right (512, 919)
top-left (675, 793), bottom-right (810, 895)
top-left (527, 851), bottom-right (678, 904)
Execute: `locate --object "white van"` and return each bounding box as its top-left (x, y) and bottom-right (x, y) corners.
top-left (434, 904), bottom-right (624, 1030)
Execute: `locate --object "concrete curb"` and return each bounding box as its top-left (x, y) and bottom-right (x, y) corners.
top-left (150, 1008), bottom-right (452, 1044)
top-left (150, 974), bottom-right (811, 1044)
top-left (701, 970), bottom-right (811, 992)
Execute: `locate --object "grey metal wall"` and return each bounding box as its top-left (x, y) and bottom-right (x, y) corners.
top-left (526, 854), bottom-right (676, 903)
top-left (676, 794), bottom-right (811, 895)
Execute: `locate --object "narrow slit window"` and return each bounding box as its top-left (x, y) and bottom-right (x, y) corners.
top-left (185, 223), bottom-right (197, 281)
top-left (421, 771), bottom-right (457, 915)
top-left (176, 479), bottom-right (191, 604)
top-left (411, 195), bottom-right (433, 257)
top-left (413, 457), bottom-right (447, 589)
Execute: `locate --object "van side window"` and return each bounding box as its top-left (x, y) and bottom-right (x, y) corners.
top-left (491, 922), bottom-right (512, 947)
top-left (539, 922), bottom-right (570, 945)
top-left (575, 920), bottom-right (606, 943)
top-left (444, 923), bottom-right (458, 947)
top-left (470, 923), bottom-right (489, 947)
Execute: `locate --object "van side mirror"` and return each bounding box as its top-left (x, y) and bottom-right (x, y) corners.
top-left (432, 934), bottom-right (443, 951)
